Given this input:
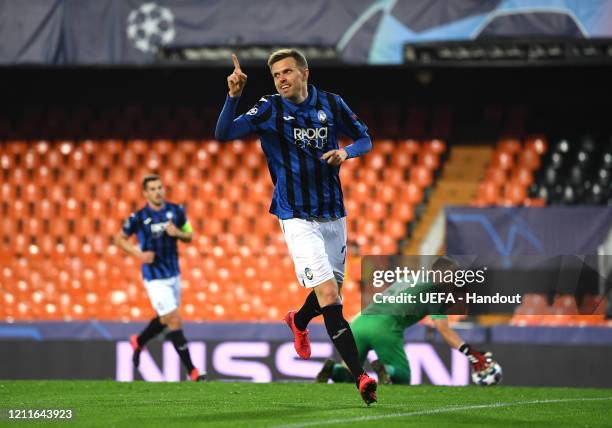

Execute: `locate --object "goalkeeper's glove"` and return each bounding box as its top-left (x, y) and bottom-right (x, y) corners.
top-left (459, 343), bottom-right (492, 372)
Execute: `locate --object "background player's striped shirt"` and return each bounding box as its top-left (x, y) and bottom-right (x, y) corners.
top-left (122, 203), bottom-right (187, 281)
top-left (216, 84), bottom-right (371, 219)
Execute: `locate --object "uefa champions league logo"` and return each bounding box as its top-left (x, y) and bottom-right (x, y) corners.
top-left (127, 2), bottom-right (176, 53)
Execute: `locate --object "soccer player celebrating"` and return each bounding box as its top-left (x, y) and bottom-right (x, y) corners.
top-left (215, 50), bottom-right (377, 404)
top-left (115, 174), bottom-right (205, 381)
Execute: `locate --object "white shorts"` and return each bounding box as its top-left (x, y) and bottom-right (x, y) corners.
top-left (280, 217), bottom-right (347, 288)
top-left (144, 275), bottom-right (181, 316)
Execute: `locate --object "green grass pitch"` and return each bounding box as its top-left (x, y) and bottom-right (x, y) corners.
top-left (1, 381), bottom-right (611, 427)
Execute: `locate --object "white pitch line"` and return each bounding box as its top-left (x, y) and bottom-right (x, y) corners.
top-left (270, 396), bottom-right (612, 428)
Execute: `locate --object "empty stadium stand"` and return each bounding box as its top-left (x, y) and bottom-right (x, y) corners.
top-left (0, 137), bottom-right (443, 322)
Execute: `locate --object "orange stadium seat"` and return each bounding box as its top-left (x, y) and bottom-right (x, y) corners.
top-left (383, 219), bottom-right (407, 239)
top-left (391, 202), bottom-right (415, 222)
top-left (368, 201), bottom-right (386, 221)
top-left (405, 182), bottom-right (424, 204)
top-left (497, 138), bottom-right (521, 155)
top-left (102, 139), bottom-right (124, 155)
top-left (491, 149), bottom-right (514, 170)
top-left (524, 136), bottom-right (547, 155)
top-left (373, 139), bottom-right (395, 155)
top-left (423, 139), bottom-right (447, 155)
top-left (418, 151), bottom-right (440, 170)
top-left (364, 152), bottom-right (385, 170)
top-left (390, 151), bottom-right (413, 169)
top-left (502, 182), bottom-right (527, 206)
top-left (177, 139), bottom-right (198, 156)
top-left (376, 185), bottom-right (397, 204)
top-left (128, 139), bottom-right (150, 155)
top-left (477, 181), bottom-right (500, 205)
top-left (68, 148), bottom-right (88, 170)
top-left (382, 168), bottom-right (405, 187)
top-left (22, 149), bottom-right (40, 171)
top-left (518, 148), bottom-right (541, 170)
top-left (397, 139), bottom-right (420, 155)
top-left (6, 140), bottom-right (28, 157)
top-left (45, 148), bottom-right (64, 169)
top-left (512, 167), bottom-right (533, 187)
top-left (486, 167), bottom-right (507, 186)
top-left (349, 182), bottom-right (371, 203)
top-left (152, 139), bottom-right (173, 155)
top-left (410, 165), bottom-right (433, 188)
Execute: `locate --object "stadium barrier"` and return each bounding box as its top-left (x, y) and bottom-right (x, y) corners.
top-left (1, 322), bottom-right (611, 387)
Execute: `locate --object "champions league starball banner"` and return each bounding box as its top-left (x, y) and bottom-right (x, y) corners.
top-left (445, 206), bottom-right (612, 256)
top-left (2, 0), bottom-right (612, 65)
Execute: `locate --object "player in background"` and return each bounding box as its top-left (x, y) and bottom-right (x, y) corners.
top-left (115, 174), bottom-right (206, 381)
top-left (317, 257), bottom-right (493, 384)
top-left (215, 50), bottom-right (377, 404)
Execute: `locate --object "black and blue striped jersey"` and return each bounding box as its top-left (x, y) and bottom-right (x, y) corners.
top-left (216, 84), bottom-right (371, 219)
top-left (122, 202), bottom-right (187, 281)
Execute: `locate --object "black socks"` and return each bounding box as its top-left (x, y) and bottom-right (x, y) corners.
top-left (137, 316), bottom-right (165, 348)
top-left (166, 329), bottom-right (195, 373)
top-left (294, 291), bottom-right (321, 331)
top-left (321, 304), bottom-right (364, 381)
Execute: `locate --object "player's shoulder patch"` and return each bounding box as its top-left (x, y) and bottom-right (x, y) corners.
top-left (264, 94), bottom-right (280, 104)
top-left (245, 95), bottom-right (274, 117)
top-left (255, 94), bottom-right (275, 107)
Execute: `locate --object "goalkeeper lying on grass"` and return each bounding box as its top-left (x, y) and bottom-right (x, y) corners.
top-left (316, 257), bottom-right (494, 385)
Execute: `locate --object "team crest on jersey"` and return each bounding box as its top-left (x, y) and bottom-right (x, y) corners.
top-left (246, 107), bottom-right (258, 116)
top-left (166, 211), bottom-right (174, 219)
top-left (304, 267), bottom-right (314, 280)
top-left (317, 110), bottom-right (327, 123)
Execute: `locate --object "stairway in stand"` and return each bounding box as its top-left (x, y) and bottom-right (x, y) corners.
top-left (403, 145), bottom-right (493, 255)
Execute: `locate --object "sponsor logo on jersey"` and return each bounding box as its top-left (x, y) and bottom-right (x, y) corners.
top-left (246, 107), bottom-right (258, 116)
top-left (150, 221), bottom-right (169, 238)
top-left (293, 127), bottom-right (328, 150)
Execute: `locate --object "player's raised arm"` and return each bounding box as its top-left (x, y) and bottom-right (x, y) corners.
top-left (215, 54), bottom-right (258, 141)
top-left (228, 54), bottom-right (247, 97)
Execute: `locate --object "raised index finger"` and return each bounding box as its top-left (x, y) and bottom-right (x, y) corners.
top-left (231, 54), bottom-right (242, 72)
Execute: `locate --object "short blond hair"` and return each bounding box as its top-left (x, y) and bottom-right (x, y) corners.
top-left (267, 48), bottom-right (308, 70)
